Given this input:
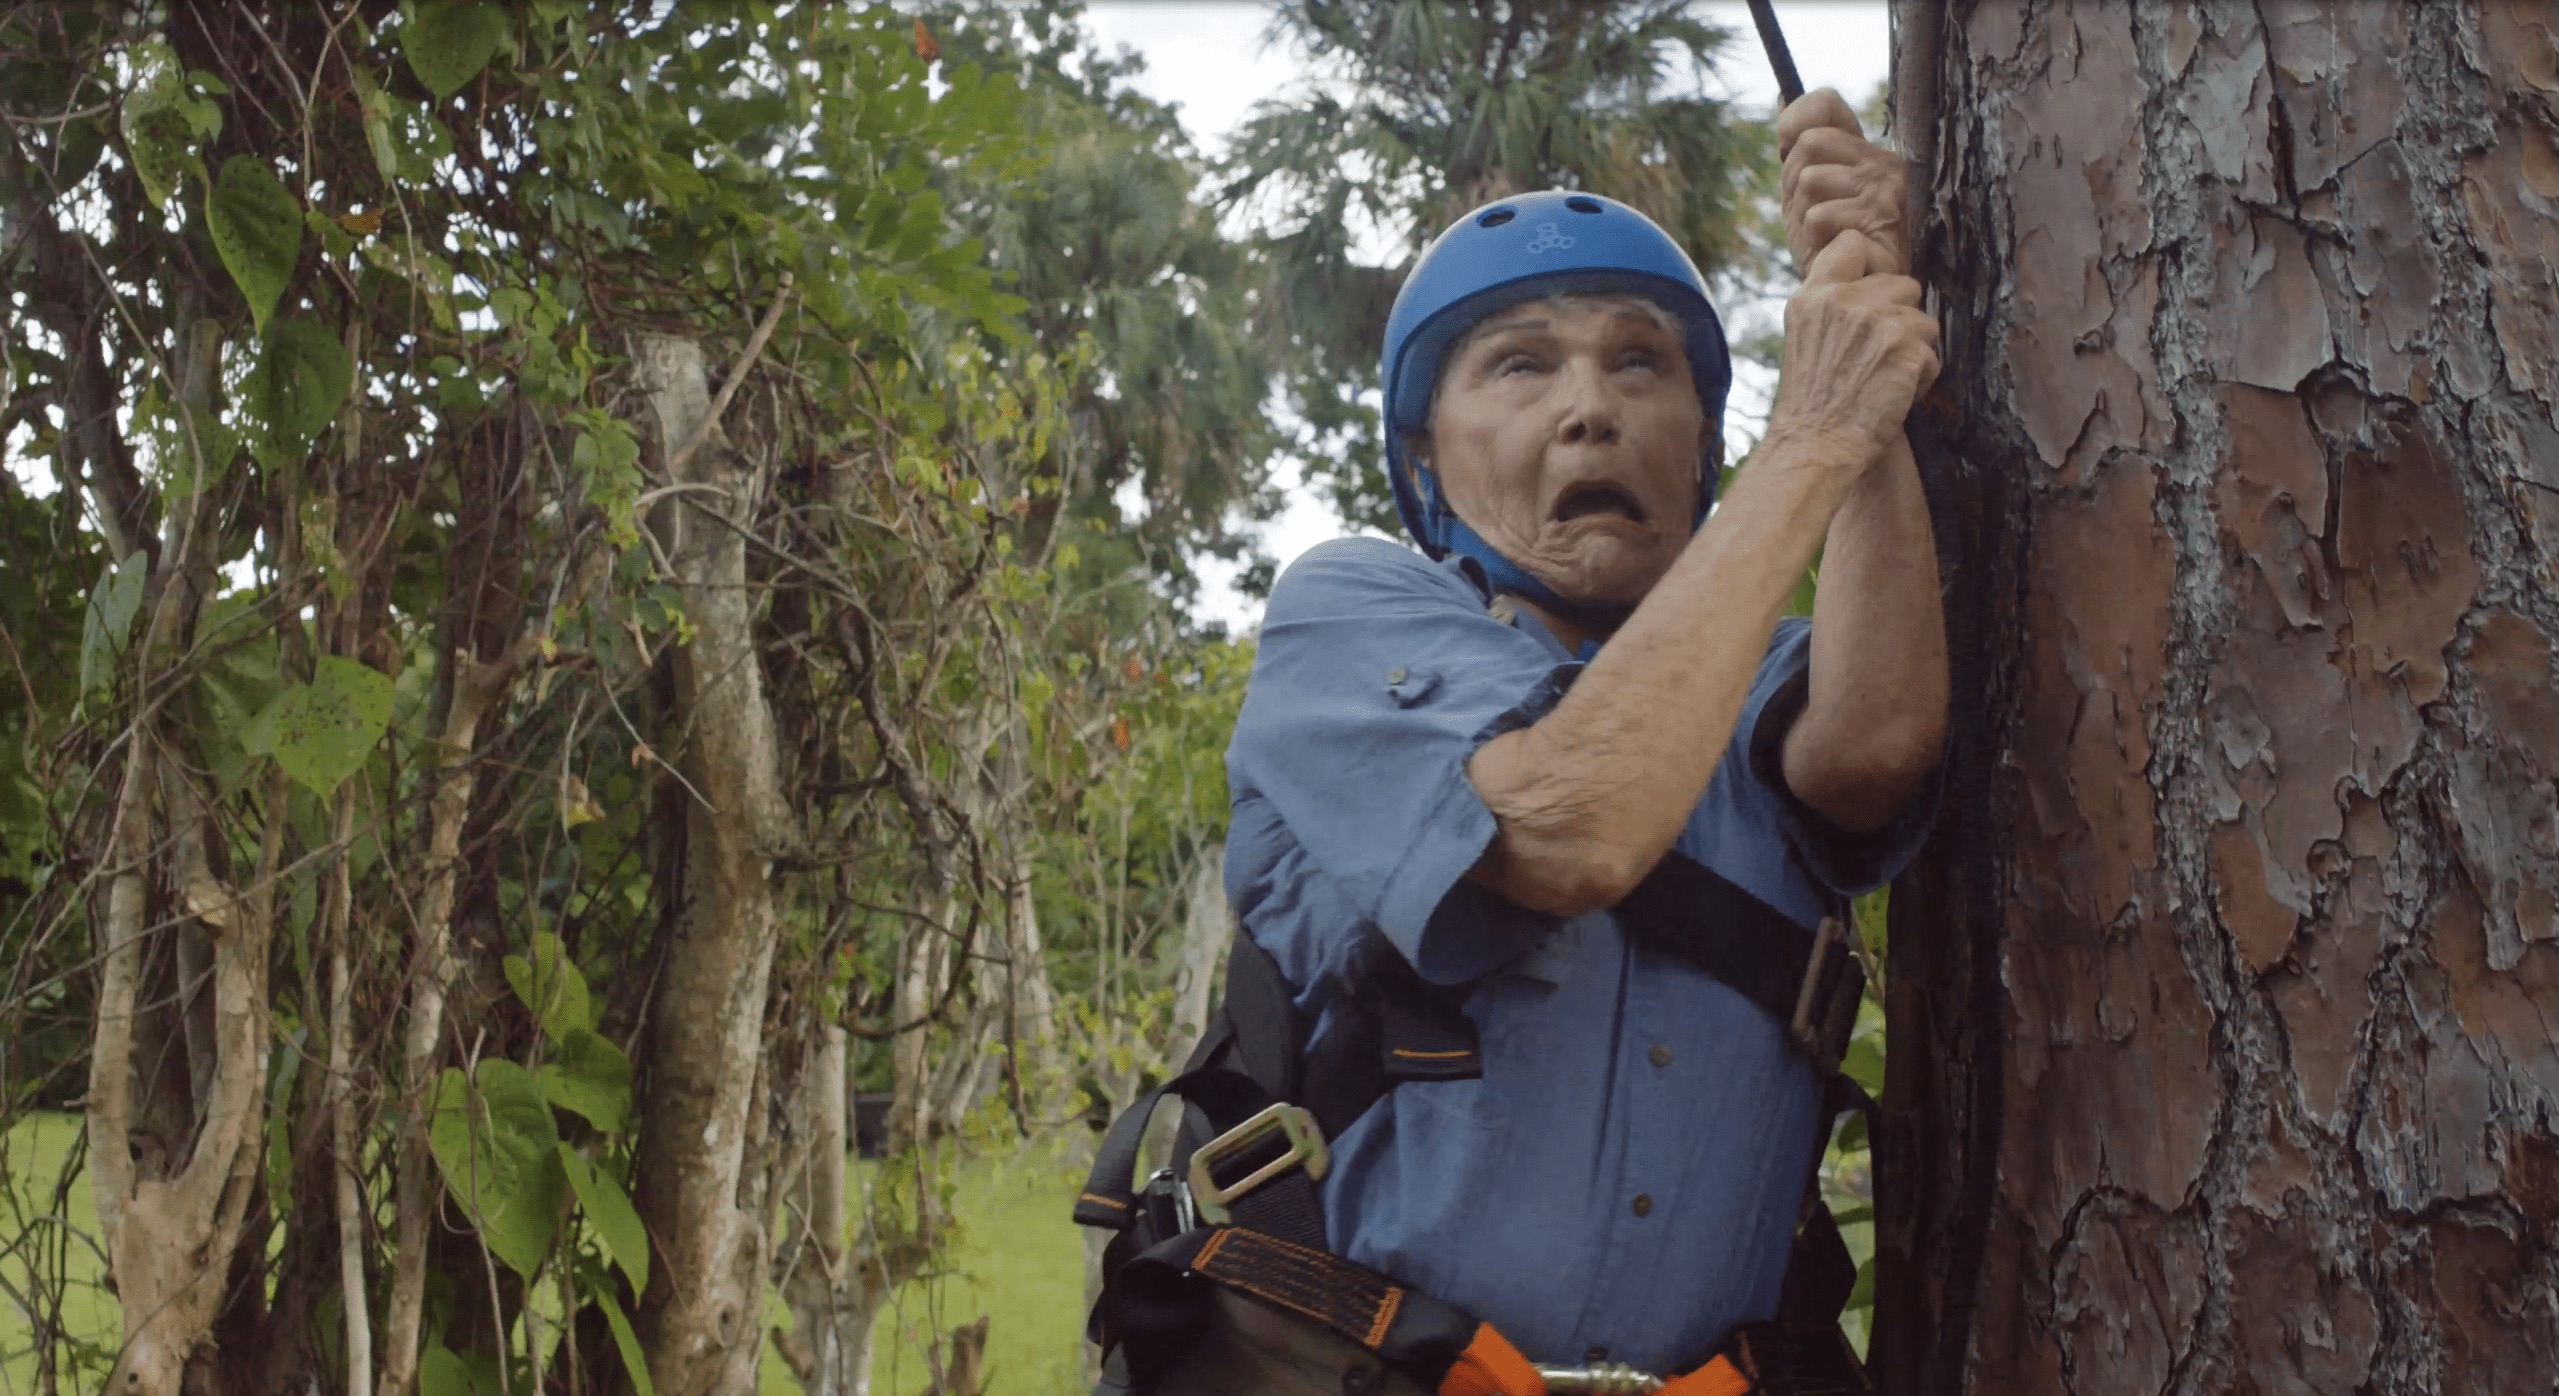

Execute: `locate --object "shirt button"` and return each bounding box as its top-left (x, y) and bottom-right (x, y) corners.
top-left (1632, 1193), bottom-right (1653, 1217)
top-left (1649, 1043), bottom-right (1672, 1068)
top-left (1386, 666), bottom-right (1408, 684)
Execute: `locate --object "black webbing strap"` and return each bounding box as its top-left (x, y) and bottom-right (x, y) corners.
top-left (1725, 1321), bottom-right (1878, 1396)
top-left (1107, 1224), bottom-right (1485, 1388)
top-left (1616, 852), bottom-right (1865, 1070)
top-left (1074, 1067), bottom-right (1325, 1247)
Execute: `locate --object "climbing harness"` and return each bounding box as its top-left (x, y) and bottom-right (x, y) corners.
top-left (1073, 848), bottom-right (1878, 1395)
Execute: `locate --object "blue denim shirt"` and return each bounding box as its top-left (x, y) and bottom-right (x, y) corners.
top-left (1223, 537), bottom-right (1931, 1372)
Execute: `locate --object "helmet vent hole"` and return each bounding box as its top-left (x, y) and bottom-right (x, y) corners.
top-left (1565, 196), bottom-right (1604, 214)
top-left (1477, 208), bottom-right (1516, 228)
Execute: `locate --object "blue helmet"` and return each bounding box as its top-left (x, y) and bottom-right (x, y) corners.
top-left (1379, 190), bottom-right (1732, 617)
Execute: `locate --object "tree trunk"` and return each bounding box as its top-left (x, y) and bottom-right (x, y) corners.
top-left (1880, 3), bottom-right (2559, 1393)
top-left (629, 332), bottom-right (800, 1396)
top-left (778, 1026), bottom-right (861, 1396)
top-left (1165, 845), bottom-right (1231, 1070)
top-left (84, 321), bottom-right (281, 1391)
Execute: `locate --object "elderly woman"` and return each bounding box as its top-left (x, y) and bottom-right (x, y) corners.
top-left (1083, 94), bottom-right (1946, 1396)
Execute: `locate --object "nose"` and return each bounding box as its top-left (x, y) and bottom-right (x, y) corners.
top-left (1556, 360), bottom-right (1621, 446)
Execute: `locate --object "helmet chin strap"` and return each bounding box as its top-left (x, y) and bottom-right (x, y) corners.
top-left (1416, 466), bottom-right (1637, 634)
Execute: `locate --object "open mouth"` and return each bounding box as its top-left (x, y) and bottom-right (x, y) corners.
top-left (1552, 481), bottom-right (1649, 525)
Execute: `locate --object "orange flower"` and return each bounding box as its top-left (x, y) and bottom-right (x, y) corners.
top-left (913, 18), bottom-right (940, 64)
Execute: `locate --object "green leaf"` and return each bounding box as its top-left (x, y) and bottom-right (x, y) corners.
top-left (537, 1028), bottom-right (631, 1133)
top-left (252, 316), bottom-right (354, 444)
top-left (1847, 1255), bottom-right (1875, 1313)
top-left (418, 1346), bottom-right (507, 1396)
top-left (592, 1273), bottom-right (656, 1396)
top-left (206, 156), bottom-right (300, 333)
top-left (119, 42), bottom-right (221, 209)
top-left (417, 1347), bottom-right (479, 1396)
top-left (251, 655), bottom-right (393, 797)
top-left (559, 1144), bottom-right (647, 1295)
top-left (1843, 1033), bottom-right (1885, 1098)
top-left (570, 419), bottom-right (642, 543)
top-left (404, 2), bottom-right (510, 100)
top-left (428, 1059), bottom-right (564, 1279)
top-left (79, 551), bottom-right (147, 693)
top-left (353, 66), bottom-right (398, 182)
top-left (502, 931), bottom-right (591, 1038)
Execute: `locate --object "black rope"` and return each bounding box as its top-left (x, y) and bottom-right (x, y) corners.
top-left (1746, 0), bottom-right (1807, 107)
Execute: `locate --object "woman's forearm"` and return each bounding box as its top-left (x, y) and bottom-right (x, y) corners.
top-left (1466, 426), bottom-right (1868, 916)
top-left (1785, 433), bottom-right (1948, 832)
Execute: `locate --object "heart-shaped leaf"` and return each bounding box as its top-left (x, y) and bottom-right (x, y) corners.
top-left (248, 655), bottom-right (392, 797)
top-left (206, 156), bottom-right (300, 332)
top-left (252, 316), bottom-right (354, 445)
top-left (428, 1059), bottom-right (564, 1279)
top-left (119, 43), bottom-right (221, 209)
top-left (404, 2), bottom-right (510, 100)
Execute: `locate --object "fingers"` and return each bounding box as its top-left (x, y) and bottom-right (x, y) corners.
top-left (1777, 87), bottom-right (1862, 159)
top-left (1780, 127), bottom-right (1873, 202)
top-left (1789, 165), bottom-right (1866, 213)
top-left (1801, 228), bottom-right (1879, 287)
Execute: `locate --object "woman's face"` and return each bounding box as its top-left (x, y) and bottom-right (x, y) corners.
top-left (1417, 297), bottom-right (1708, 607)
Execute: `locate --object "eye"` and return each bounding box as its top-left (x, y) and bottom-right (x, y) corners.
top-left (1616, 348), bottom-right (1663, 373)
top-left (1493, 351), bottom-right (1544, 377)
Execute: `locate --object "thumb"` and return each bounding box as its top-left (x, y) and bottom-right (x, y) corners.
top-left (1802, 228), bottom-right (1883, 287)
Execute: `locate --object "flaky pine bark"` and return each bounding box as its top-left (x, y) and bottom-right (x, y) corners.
top-left (1881, 3), bottom-right (2559, 1393)
top-left (629, 327), bottom-right (801, 1396)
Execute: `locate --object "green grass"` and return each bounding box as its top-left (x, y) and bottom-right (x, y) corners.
top-left (1, 1114), bottom-right (1091, 1395)
top-left (799, 1142), bottom-right (1091, 1396)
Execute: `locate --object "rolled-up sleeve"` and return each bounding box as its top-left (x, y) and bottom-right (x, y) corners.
top-left (1227, 539), bottom-right (1574, 983)
top-left (1730, 618), bottom-right (1939, 899)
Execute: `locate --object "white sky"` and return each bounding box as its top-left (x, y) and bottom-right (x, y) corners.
top-left (1080, 2), bottom-right (1895, 631)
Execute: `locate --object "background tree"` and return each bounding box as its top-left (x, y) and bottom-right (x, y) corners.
top-left (1878, 2), bottom-right (2559, 1393)
top-left (0, 4), bottom-right (1253, 1394)
top-left (926, 1), bottom-right (1286, 611)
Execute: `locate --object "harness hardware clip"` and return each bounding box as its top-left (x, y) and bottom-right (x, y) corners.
top-left (1790, 915), bottom-right (1849, 1072)
top-left (1535, 1365), bottom-right (1665, 1394)
top-left (1188, 1102), bottom-right (1329, 1222)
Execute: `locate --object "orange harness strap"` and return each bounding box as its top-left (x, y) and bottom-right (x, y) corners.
top-left (1438, 1324), bottom-right (1544, 1396)
top-left (1436, 1326), bottom-right (1756, 1396)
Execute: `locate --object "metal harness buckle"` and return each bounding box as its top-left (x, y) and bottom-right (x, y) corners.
top-left (1188, 1103), bottom-right (1330, 1223)
top-left (1535, 1364), bottom-right (1664, 1393)
top-left (1789, 916), bottom-right (1857, 1075)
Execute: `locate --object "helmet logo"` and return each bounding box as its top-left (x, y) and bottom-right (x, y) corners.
top-left (1524, 222), bottom-right (1575, 255)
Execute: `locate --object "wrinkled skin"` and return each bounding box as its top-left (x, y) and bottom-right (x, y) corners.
top-left (1417, 299), bottom-right (1711, 608)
